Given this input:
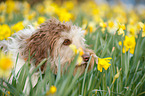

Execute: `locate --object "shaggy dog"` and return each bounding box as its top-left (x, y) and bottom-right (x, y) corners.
top-left (0, 18), bottom-right (97, 91)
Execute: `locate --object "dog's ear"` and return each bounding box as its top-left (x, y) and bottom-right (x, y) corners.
top-left (22, 18), bottom-right (71, 70)
top-left (25, 31), bottom-right (49, 68)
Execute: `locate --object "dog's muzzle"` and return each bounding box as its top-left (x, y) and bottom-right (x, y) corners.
top-left (82, 54), bottom-right (90, 63)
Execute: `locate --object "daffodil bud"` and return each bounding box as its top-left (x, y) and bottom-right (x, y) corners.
top-left (46, 86), bottom-right (57, 95)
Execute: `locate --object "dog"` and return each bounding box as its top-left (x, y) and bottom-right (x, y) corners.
top-left (0, 18), bottom-right (97, 91)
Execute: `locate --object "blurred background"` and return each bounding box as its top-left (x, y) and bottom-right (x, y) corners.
top-left (0, 0), bottom-right (145, 40)
top-left (0, 0), bottom-right (145, 5)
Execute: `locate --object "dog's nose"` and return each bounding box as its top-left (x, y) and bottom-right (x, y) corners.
top-left (82, 54), bottom-right (90, 62)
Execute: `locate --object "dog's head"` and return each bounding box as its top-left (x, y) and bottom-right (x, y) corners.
top-left (22, 18), bottom-right (95, 75)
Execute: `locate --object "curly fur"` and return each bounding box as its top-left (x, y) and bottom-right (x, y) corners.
top-left (0, 18), bottom-right (96, 92)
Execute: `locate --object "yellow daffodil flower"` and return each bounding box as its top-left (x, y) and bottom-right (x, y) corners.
top-left (6, 0), bottom-right (15, 14)
top-left (25, 12), bottom-right (36, 21)
top-left (99, 20), bottom-right (107, 33)
top-left (22, 2), bottom-right (30, 16)
top-left (99, 21), bottom-right (107, 28)
top-left (63, 1), bottom-right (75, 11)
top-left (127, 24), bottom-right (138, 37)
top-left (0, 51), bottom-right (13, 78)
top-left (44, 3), bottom-right (58, 16)
top-left (107, 20), bottom-right (118, 34)
top-left (37, 16), bottom-right (46, 24)
top-left (118, 28), bottom-right (124, 36)
top-left (97, 57), bottom-right (112, 72)
top-left (137, 22), bottom-right (144, 30)
top-left (36, 4), bottom-right (45, 14)
top-left (119, 24), bottom-right (126, 30)
top-left (46, 86), bottom-right (57, 95)
top-left (0, 24), bottom-right (11, 40)
top-left (118, 41), bottom-right (122, 46)
top-left (88, 21), bottom-right (97, 33)
top-left (0, 2), bottom-right (6, 13)
top-left (57, 8), bottom-right (73, 22)
top-left (123, 35), bottom-right (136, 54)
top-left (137, 22), bottom-right (145, 37)
top-left (0, 15), bottom-right (5, 23)
top-left (108, 21), bottom-right (114, 28)
top-left (142, 24), bottom-right (145, 37)
top-left (11, 21), bottom-right (24, 32)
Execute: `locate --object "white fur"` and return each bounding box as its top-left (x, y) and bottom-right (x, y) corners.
top-left (0, 25), bottom-right (38, 94)
top-left (50, 25), bottom-right (86, 72)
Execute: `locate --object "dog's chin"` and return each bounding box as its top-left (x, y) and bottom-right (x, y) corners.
top-left (73, 58), bottom-right (94, 75)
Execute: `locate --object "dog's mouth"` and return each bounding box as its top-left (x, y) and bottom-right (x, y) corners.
top-left (75, 52), bottom-right (92, 67)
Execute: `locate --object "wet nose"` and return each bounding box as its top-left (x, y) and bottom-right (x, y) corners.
top-left (82, 54), bottom-right (90, 62)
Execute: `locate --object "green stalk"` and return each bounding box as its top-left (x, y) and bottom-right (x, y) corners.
top-left (81, 56), bottom-right (92, 96)
top-left (103, 73), bottom-right (107, 96)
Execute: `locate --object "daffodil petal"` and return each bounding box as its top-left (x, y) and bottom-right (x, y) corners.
top-left (104, 57), bottom-right (112, 60)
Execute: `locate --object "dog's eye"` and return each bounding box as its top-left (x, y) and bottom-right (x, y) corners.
top-left (63, 39), bottom-right (71, 45)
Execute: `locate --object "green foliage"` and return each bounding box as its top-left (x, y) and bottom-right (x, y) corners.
top-left (0, 27), bottom-right (145, 96)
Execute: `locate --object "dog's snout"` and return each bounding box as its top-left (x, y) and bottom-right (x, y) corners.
top-left (82, 54), bottom-right (90, 62)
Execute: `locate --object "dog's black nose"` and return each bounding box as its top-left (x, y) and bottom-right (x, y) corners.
top-left (82, 54), bottom-right (90, 62)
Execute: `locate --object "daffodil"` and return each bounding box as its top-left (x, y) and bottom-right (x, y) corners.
top-left (87, 21), bottom-right (97, 33)
top-left (108, 21), bottom-right (114, 28)
top-left (46, 86), bottom-right (57, 95)
top-left (0, 2), bottom-right (6, 13)
top-left (118, 41), bottom-right (122, 46)
top-left (57, 8), bottom-right (73, 22)
top-left (69, 44), bottom-right (84, 65)
top-left (22, 2), bottom-right (30, 16)
top-left (25, 12), bottom-right (36, 21)
top-left (93, 15), bottom-right (102, 24)
top-left (112, 67), bottom-right (121, 84)
top-left (137, 22), bottom-right (144, 30)
top-left (11, 21), bottom-right (24, 32)
top-left (37, 16), bottom-right (46, 24)
top-left (99, 20), bottom-right (107, 32)
top-left (0, 51), bottom-right (13, 78)
top-left (122, 35), bottom-right (136, 54)
top-left (13, 2), bottom-right (21, 13)
top-left (107, 20), bottom-right (118, 34)
top-left (97, 57), bottom-right (112, 72)
top-left (100, 21), bottom-right (107, 28)
top-left (63, 1), bottom-right (75, 11)
top-left (0, 15), bottom-right (5, 23)
top-left (81, 19), bottom-right (89, 35)
top-left (137, 22), bottom-right (145, 37)
top-left (118, 28), bottom-right (124, 36)
top-left (119, 24), bottom-right (126, 30)
top-left (44, 2), bottom-right (59, 16)
top-left (116, 15), bottom-right (127, 24)
top-left (5, 0), bottom-right (15, 14)
top-left (92, 8), bottom-right (100, 15)
top-left (127, 24), bottom-right (138, 37)
top-left (0, 24), bottom-right (11, 40)
top-left (36, 4), bottom-right (45, 14)
top-left (142, 24), bottom-right (145, 37)
top-left (33, 17), bottom-right (46, 28)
